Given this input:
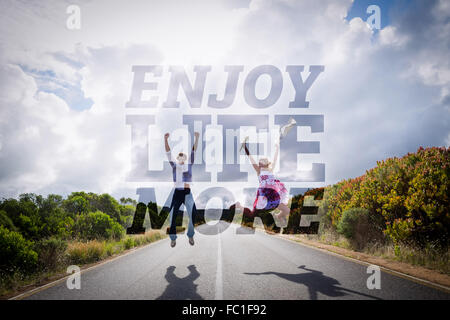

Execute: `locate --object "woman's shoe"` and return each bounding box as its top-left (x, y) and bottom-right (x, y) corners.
top-left (280, 117), bottom-right (297, 140)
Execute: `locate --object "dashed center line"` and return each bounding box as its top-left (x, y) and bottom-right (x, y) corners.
top-left (215, 226), bottom-right (223, 300)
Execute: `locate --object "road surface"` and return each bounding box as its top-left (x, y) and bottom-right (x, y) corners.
top-left (23, 221), bottom-right (449, 300)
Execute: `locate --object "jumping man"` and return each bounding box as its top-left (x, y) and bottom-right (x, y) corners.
top-left (164, 131), bottom-right (200, 247)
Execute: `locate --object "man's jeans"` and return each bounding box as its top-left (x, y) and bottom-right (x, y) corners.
top-left (168, 188), bottom-right (196, 241)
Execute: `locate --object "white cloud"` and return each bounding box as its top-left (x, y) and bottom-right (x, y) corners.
top-left (0, 0), bottom-right (448, 202)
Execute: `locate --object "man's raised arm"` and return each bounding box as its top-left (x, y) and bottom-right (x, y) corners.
top-left (190, 132), bottom-right (200, 163)
top-left (164, 133), bottom-right (175, 168)
top-left (164, 133), bottom-right (171, 152)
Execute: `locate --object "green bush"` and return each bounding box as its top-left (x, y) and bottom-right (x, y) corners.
top-left (42, 212), bottom-right (74, 239)
top-left (337, 208), bottom-right (368, 239)
top-left (123, 237), bottom-right (135, 249)
top-left (64, 192), bottom-right (122, 222)
top-left (324, 147), bottom-right (449, 248)
top-left (104, 242), bottom-right (115, 256)
top-left (337, 208), bottom-right (384, 250)
top-left (0, 210), bottom-right (16, 231)
top-left (0, 196), bottom-right (43, 240)
top-left (33, 237), bottom-right (68, 271)
top-left (0, 226), bottom-right (38, 275)
top-left (63, 195), bottom-right (89, 216)
top-left (73, 211), bottom-right (125, 240)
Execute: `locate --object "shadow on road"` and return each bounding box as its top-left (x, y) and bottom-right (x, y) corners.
top-left (156, 265), bottom-right (203, 300)
top-left (245, 265), bottom-right (382, 300)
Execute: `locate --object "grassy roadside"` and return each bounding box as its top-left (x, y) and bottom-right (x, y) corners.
top-left (0, 230), bottom-right (167, 299)
top-left (313, 228), bottom-right (449, 274)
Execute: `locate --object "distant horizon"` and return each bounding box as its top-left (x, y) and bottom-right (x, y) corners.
top-left (1, 145), bottom-right (445, 204)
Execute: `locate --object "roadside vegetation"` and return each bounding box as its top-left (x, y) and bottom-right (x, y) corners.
top-left (286, 146), bottom-right (449, 274)
top-left (0, 192), bottom-right (165, 297)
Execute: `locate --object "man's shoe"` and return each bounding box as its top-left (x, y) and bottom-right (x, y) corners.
top-left (170, 240), bottom-right (176, 248)
top-left (188, 237), bottom-right (195, 246)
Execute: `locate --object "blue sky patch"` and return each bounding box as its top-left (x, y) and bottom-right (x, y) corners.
top-left (19, 63), bottom-right (93, 111)
top-left (346, 0), bottom-right (393, 29)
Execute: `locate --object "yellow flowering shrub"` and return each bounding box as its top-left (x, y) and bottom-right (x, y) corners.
top-left (323, 147), bottom-right (449, 247)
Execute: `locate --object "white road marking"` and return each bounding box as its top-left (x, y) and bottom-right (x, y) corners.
top-left (214, 226), bottom-right (223, 300)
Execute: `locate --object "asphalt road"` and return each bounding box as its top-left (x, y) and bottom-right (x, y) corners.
top-left (24, 221), bottom-right (449, 300)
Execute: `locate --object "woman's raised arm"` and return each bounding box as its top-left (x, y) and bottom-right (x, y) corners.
top-left (272, 143), bottom-right (279, 171)
top-left (244, 143), bottom-right (260, 174)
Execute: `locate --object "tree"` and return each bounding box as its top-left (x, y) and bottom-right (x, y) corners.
top-left (63, 195), bottom-right (89, 216)
top-left (73, 211), bottom-right (124, 240)
top-left (0, 226), bottom-right (38, 275)
top-left (0, 210), bottom-right (16, 231)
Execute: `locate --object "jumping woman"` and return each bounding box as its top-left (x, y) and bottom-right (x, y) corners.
top-left (241, 139), bottom-right (290, 226)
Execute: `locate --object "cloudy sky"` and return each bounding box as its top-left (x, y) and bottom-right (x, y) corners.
top-left (0, 0), bottom-right (448, 206)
